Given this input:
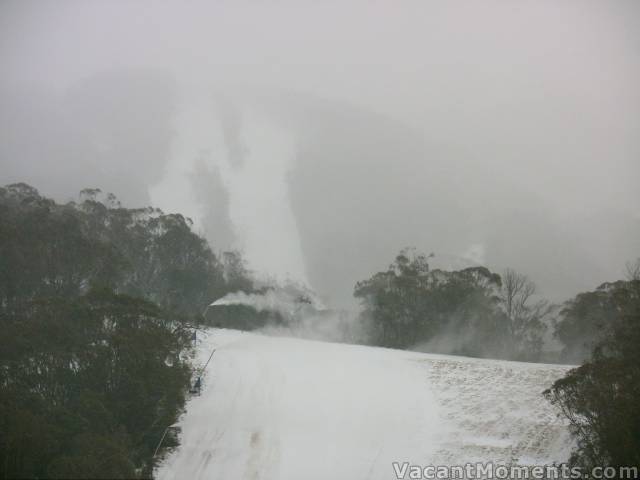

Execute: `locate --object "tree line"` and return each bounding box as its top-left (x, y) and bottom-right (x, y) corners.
top-left (353, 248), bottom-right (550, 361)
top-left (0, 183), bottom-right (254, 478)
top-left (545, 266), bottom-right (640, 475)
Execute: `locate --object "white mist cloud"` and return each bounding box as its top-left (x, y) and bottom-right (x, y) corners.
top-left (2, 0), bottom-right (639, 307)
top-left (461, 244), bottom-right (486, 266)
top-left (150, 84), bottom-right (309, 285)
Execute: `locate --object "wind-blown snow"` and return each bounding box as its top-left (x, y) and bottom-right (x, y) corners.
top-left (155, 329), bottom-right (573, 480)
top-left (211, 285), bottom-right (325, 316)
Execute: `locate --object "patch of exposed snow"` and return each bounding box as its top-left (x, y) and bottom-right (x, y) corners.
top-left (155, 329), bottom-right (573, 480)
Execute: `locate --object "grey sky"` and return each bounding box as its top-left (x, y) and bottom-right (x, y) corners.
top-left (1, 0), bottom-right (639, 306)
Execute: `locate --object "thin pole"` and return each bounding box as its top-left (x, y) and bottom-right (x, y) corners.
top-left (200, 348), bottom-right (216, 374)
top-left (153, 426), bottom-right (171, 459)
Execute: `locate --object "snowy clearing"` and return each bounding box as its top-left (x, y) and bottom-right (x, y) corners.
top-left (155, 329), bottom-right (573, 480)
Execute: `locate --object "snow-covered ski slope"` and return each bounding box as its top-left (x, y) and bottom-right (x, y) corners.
top-left (156, 329), bottom-right (574, 480)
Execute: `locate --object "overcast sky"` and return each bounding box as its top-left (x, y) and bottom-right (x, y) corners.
top-left (1, 0), bottom-right (639, 306)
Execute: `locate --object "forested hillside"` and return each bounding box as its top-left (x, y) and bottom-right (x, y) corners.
top-left (546, 275), bottom-right (640, 472)
top-left (0, 183), bottom-right (253, 478)
top-left (2, 183), bottom-right (638, 477)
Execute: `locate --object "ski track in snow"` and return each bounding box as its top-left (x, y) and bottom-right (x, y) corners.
top-left (155, 329), bottom-right (573, 480)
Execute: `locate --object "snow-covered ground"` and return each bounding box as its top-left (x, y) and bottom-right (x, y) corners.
top-left (155, 329), bottom-right (574, 480)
